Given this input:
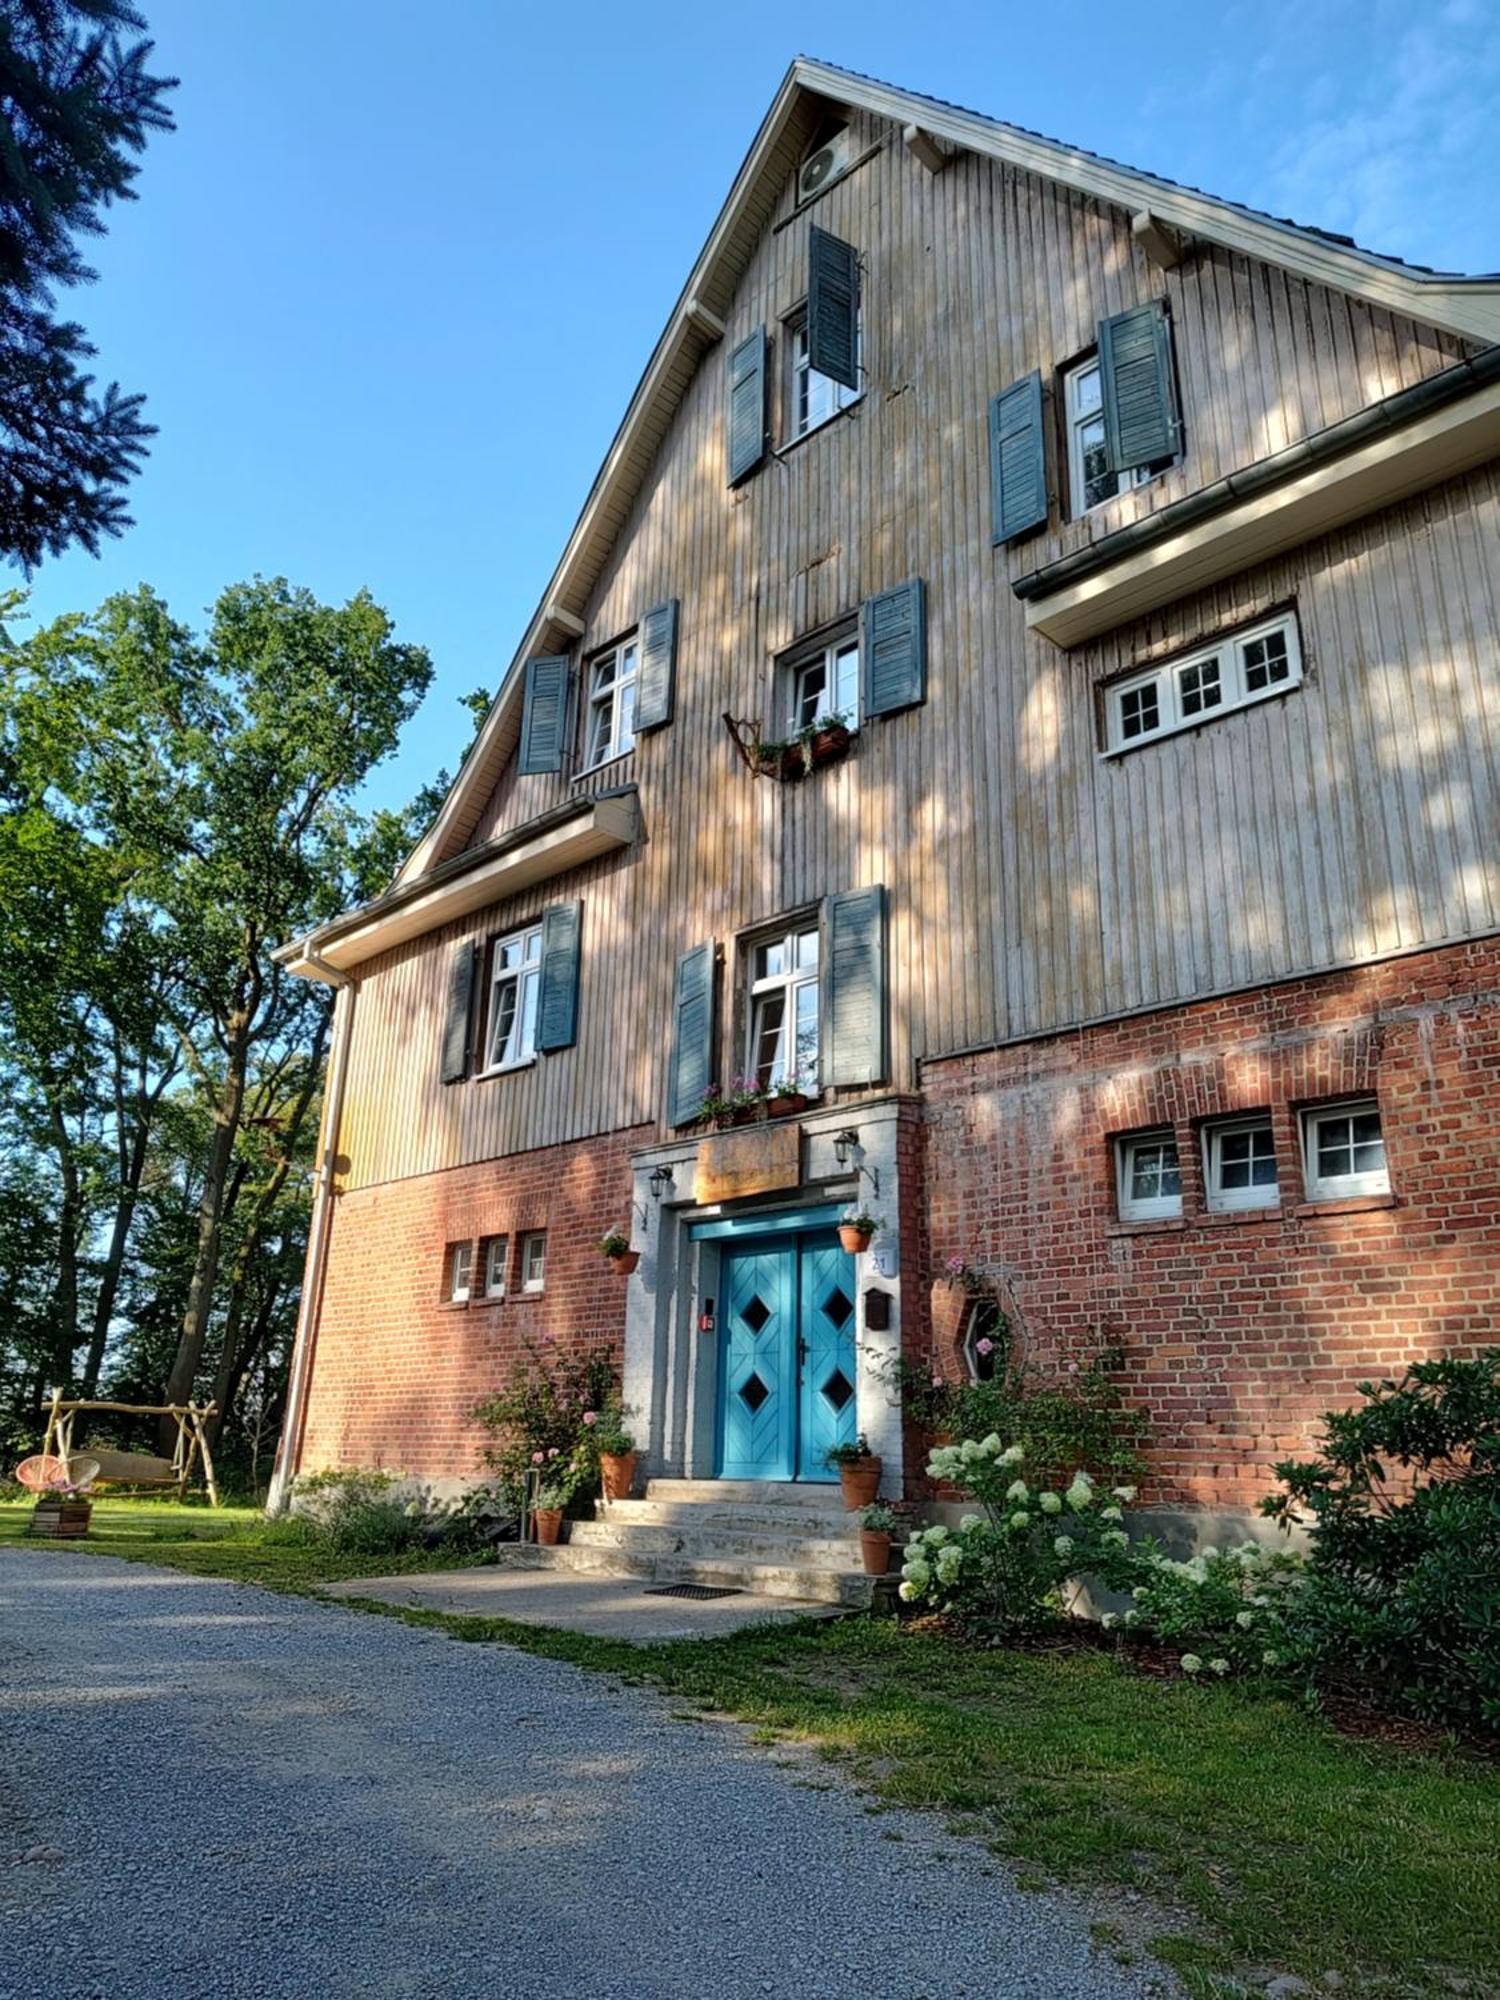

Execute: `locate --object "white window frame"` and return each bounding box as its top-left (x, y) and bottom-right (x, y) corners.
top-left (447, 1241), bottom-right (473, 1303)
top-left (1104, 613), bottom-right (1303, 756)
top-left (1064, 355), bottom-right (1154, 520)
top-left (1203, 1116), bottom-right (1281, 1213)
top-left (582, 634), bottom-right (638, 771)
top-left (787, 307), bottom-right (862, 443)
top-left (746, 923), bottom-right (821, 1096)
top-left (1116, 1132), bottom-right (1183, 1222)
top-left (786, 628), bottom-right (861, 735)
top-left (483, 921), bottom-right (543, 1072)
top-left (481, 1235), bottom-right (509, 1299)
top-left (1302, 1099), bottom-right (1390, 1201)
top-left (520, 1231), bottom-right (547, 1293)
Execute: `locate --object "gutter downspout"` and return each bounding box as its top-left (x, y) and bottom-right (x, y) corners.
top-left (265, 947), bottom-right (355, 1514)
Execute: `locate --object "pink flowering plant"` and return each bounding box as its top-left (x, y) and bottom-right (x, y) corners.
top-left (900, 1437), bottom-right (1138, 1635)
top-left (473, 1336), bottom-right (619, 1507)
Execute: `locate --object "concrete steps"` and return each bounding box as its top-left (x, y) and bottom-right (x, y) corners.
top-left (490, 1476), bottom-right (887, 1610)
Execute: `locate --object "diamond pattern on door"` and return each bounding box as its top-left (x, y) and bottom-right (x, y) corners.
top-left (742, 1295), bottom-right (771, 1334)
top-left (822, 1285), bottom-right (853, 1329)
top-left (821, 1367), bottom-right (854, 1412)
top-left (717, 1244), bottom-right (796, 1481)
top-left (798, 1237), bottom-right (860, 1479)
top-left (740, 1373), bottom-right (770, 1412)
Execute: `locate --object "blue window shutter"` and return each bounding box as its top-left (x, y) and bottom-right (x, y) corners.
top-left (440, 940), bottom-right (476, 1084)
top-left (989, 370), bottom-right (1047, 544)
top-left (860, 578), bottom-right (926, 719)
top-left (1099, 300), bottom-right (1181, 472)
top-left (670, 941), bottom-right (716, 1126)
top-left (807, 226), bottom-right (860, 392)
top-left (726, 328), bottom-right (767, 485)
top-left (821, 886), bottom-right (888, 1087)
top-left (635, 599), bottom-right (679, 733)
top-left (518, 654), bottom-right (570, 774)
top-left (536, 900), bottom-right (582, 1052)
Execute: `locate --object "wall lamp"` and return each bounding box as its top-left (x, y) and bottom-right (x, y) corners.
top-left (832, 1128), bottom-right (879, 1196)
top-left (648, 1164), bottom-right (676, 1201)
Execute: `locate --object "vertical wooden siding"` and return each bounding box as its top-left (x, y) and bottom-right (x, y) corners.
top-left (337, 111), bottom-right (1500, 1190)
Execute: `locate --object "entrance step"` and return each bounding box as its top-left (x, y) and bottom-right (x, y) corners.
top-left (493, 1540), bottom-right (881, 1609)
top-left (601, 1497), bottom-right (860, 1535)
top-left (569, 1519), bottom-right (862, 1567)
top-left (644, 1479), bottom-right (849, 1510)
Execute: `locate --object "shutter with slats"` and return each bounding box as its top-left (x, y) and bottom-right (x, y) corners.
top-left (860, 579), bottom-right (926, 720)
top-left (1098, 300), bottom-right (1180, 472)
top-left (821, 886), bottom-right (888, 1087)
top-left (518, 654), bottom-right (570, 774)
top-left (536, 900), bottom-right (581, 1052)
top-left (440, 940), bottom-right (476, 1084)
top-left (669, 942), bottom-right (716, 1127)
top-left (635, 598), bottom-right (679, 733)
top-left (989, 370), bottom-right (1048, 544)
top-left (726, 328), bottom-right (767, 486)
top-left (807, 225), bottom-right (860, 392)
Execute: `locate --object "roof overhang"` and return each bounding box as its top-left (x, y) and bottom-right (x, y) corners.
top-left (396, 57), bottom-right (1500, 883)
top-left (277, 791), bottom-right (639, 983)
top-left (1016, 349), bottom-right (1500, 646)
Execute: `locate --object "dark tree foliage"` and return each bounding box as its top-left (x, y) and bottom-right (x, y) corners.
top-left (0, 1), bottom-right (175, 565)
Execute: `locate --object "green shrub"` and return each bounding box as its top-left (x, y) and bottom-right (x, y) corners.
top-left (287, 1468), bottom-right (428, 1557)
top-left (1098, 1537), bottom-right (1306, 1677)
top-left (1264, 1352), bottom-right (1500, 1731)
top-left (473, 1338), bottom-right (619, 1507)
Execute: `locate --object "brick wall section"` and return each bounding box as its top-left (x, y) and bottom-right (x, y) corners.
top-left (295, 1126), bottom-right (650, 1480)
top-left (921, 939), bottom-right (1500, 1508)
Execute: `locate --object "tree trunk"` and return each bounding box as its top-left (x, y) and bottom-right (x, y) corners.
top-left (81, 1064), bottom-right (170, 1397)
top-left (44, 1097), bottom-right (83, 1395)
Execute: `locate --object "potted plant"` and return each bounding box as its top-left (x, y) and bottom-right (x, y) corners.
top-left (804, 711), bottom-right (854, 772)
top-left (600, 1229), bottom-right (639, 1276)
top-left (29, 1471), bottom-right (94, 1539)
top-left (593, 1402), bottom-right (638, 1501)
top-left (766, 1067), bottom-right (812, 1119)
top-left (859, 1502), bottom-right (898, 1576)
top-left (839, 1210), bottom-right (880, 1255)
top-left (827, 1434), bottom-right (883, 1510)
top-left (531, 1472), bottom-right (571, 1545)
top-left (726, 1074), bottom-right (770, 1124)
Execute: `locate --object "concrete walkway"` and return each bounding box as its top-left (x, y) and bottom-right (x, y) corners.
top-left (325, 1565), bottom-right (848, 1639)
top-left (0, 1550), bottom-right (1171, 2000)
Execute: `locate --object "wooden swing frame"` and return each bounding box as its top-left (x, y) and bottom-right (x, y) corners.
top-left (40, 1393), bottom-right (221, 1507)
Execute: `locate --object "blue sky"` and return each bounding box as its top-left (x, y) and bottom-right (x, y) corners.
top-left (22, 0), bottom-right (1500, 816)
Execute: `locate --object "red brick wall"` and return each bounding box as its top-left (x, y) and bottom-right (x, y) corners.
top-left (293, 1126), bottom-right (648, 1481)
top-left (921, 939), bottom-right (1500, 1508)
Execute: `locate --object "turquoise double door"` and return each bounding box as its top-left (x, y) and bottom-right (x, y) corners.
top-left (718, 1232), bottom-right (859, 1482)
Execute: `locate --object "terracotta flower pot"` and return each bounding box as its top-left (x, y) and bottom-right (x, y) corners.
top-left (860, 1529), bottom-right (892, 1576)
top-left (607, 1249), bottom-right (640, 1275)
top-left (600, 1450), bottom-right (637, 1502)
top-left (532, 1507), bottom-right (564, 1546)
top-left (839, 1224), bottom-right (875, 1255)
top-left (29, 1498), bottom-right (91, 1540)
top-left (837, 1456), bottom-right (882, 1510)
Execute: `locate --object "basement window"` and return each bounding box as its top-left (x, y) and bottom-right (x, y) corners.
top-left (1203, 1116), bottom-right (1280, 1213)
top-left (1116, 1132), bottom-right (1182, 1221)
top-left (1104, 613), bottom-right (1303, 754)
top-left (1302, 1100), bottom-right (1389, 1201)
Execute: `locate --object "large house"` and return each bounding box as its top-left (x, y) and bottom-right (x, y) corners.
top-left (269, 60), bottom-right (1500, 1566)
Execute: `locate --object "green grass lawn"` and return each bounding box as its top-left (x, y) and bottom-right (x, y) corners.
top-left (5, 1495), bottom-right (1496, 1998)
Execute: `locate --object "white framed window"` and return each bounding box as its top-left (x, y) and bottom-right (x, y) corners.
top-left (1302, 1100), bottom-right (1389, 1200)
top-left (583, 636), bottom-right (638, 770)
top-left (1204, 1116), bottom-right (1280, 1212)
top-left (447, 1241), bottom-right (473, 1303)
top-left (1064, 356), bottom-right (1155, 519)
top-left (481, 1235), bottom-right (509, 1299)
top-left (520, 1231), bottom-right (547, 1293)
top-left (1116, 1132), bottom-right (1182, 1221)
top-left (1104, 613), bottom-right (1303, 755)
top-left (788, 309), bottom-right (861, 442)
top-left (747, 924), bottom-right (820, 1094)
top-left (484, 922), bottom-right (543, 1071)
top-left (787, 630), bottom-right (860, 733)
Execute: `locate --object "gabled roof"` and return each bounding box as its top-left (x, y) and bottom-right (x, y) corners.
top-left (398, 55), bottom-right (1500, 887)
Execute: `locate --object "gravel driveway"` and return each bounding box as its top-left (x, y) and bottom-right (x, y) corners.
top-left (0, 1550), bottom-right (1167, 2000)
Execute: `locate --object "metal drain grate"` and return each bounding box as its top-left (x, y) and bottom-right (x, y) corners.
top-left (643, 1583), bottom-right (744, 1601)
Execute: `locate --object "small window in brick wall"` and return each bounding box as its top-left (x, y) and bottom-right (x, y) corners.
top-left (1203, 1116), bottom-right (1280, 1212)
top-left (1302, 1100), bottom-right (1389, 1201)
top-left (481, 1235), bottom-right (508, 1299)
top-left (446, 1241), bottom-right (473, 1303)
top-left (520, 1231), bottom-right (547, 1293)
top-left (962, 1298), bottom-right (1007, 1384)
top-left (1116, 1132), bottom-right (1182, 1221)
